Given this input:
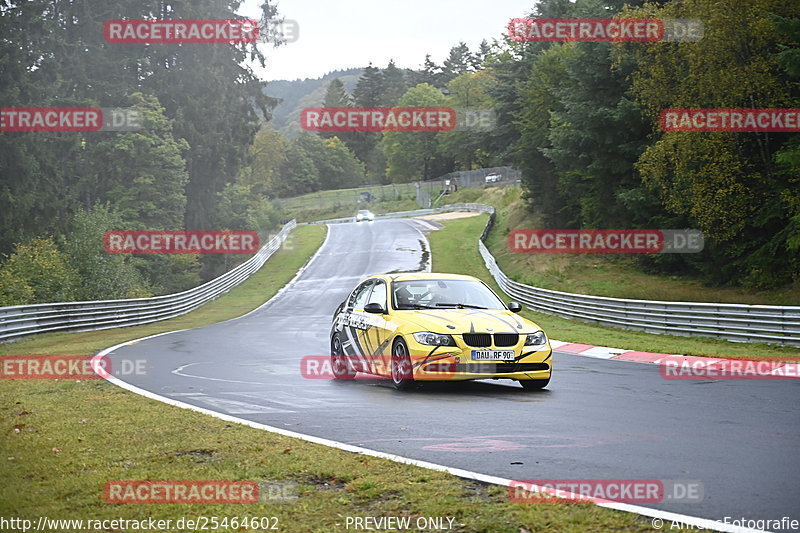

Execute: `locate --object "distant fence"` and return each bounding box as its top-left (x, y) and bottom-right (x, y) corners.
top-left (436, 166), bottom-right (521, 189)
top-left (0, 221), bottom-right (296, 343)
top-left (273, 167), bottom-right (522, 212)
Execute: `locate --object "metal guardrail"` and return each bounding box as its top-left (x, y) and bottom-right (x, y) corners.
top-left (0, 221), bottom-right (297, 343)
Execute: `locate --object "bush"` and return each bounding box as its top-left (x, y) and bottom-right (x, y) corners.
top-left (0, 237), bottom-right (77, 305)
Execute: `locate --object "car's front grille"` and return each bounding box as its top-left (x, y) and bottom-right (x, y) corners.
top-left (462, 333), bottom-right (491, 347)
top-left (461, 333), bottom-right (519, 347)
top-left (423, 362), bottom-right (550, 374)
top-left (494, 333), bottom-right (519, 347)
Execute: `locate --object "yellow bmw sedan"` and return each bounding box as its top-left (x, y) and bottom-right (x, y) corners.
top-left (330, 273), bottom-right (552, 390)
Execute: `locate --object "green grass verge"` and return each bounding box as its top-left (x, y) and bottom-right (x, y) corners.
top-left (0, 221), bottom-right (665, 532)
top-left (441, 185), bottom-right (798, 306)
top-left (428, 214), bottom-right (800, 360)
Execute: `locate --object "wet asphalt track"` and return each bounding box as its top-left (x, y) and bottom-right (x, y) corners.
top-left (107, 219), bottom-right (800, 529)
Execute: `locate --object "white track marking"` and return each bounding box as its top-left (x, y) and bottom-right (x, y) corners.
top-left (575, 347), bottom-right (621, 359)
top-left (94, 340), bottom-right (757, 533)
top-left (164, 392), bottom-right (294, 414)
top-left (171, 362), bottom-right (279, 385)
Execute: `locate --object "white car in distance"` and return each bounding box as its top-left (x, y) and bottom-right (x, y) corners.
top-left (355, 209), bottom-right (375, 222)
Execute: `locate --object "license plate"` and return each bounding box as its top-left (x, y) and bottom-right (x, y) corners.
top-left (471, 350), bottom-right (515, 361)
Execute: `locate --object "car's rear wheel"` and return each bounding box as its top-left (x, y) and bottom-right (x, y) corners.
top-left (391, 338), bottom-right (414, 390)
top-left (331, 334), bottom-right (355, 379)
top-left (519, 377), bottom-right (550, 390)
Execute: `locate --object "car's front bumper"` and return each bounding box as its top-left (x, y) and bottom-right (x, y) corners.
top-left (405, 336), bottom-right (552, 381)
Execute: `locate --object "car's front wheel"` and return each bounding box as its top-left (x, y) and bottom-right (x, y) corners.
top-left (391, 338), bottom-right (414, 390)
top-left (331, 333), bottom-right (356, 379)
top-left (519, 377), bottom-right (550, 390)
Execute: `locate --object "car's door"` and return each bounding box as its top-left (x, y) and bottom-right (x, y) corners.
top-left (363, 279), bottom-right (391, 375)
top-left (341, 279), bottom-right (373, 371)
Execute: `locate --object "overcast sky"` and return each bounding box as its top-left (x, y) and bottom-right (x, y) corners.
top-left (238, 0), bottom-right (537, 81)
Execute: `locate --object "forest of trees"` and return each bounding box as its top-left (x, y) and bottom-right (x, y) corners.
top-left (1, 0), bottom-right (797, 306)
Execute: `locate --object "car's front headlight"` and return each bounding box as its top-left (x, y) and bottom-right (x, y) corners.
top-left (413, 332), bottom-right (456, 346)
top-left (524, 330), bottom-right (547, 346)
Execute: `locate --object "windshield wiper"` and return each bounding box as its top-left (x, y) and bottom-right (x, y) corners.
top-left (398, 303), bottom-right (440, 310)
top-left (434, 303), bottom-right (488, 309)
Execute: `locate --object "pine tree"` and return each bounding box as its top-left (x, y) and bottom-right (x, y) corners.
top-left (353, 63), bottom-right (385, 107)
top-left (323, 78), bottom-right (353, 108)
top-left (413, 54), bottom-right (443, 88)
top-left (381, 60), bottom-right (408, 106)
top-left (441, 42), bottom-right (475, 84)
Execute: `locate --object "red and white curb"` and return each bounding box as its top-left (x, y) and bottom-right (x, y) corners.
top-left (550, 340), bottom-right (800, 378)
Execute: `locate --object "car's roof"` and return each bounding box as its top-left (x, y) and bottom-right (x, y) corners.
top-left (366, 272), bottom-right (480, 283)
top-left (357, 209), bottom-right (371, 213)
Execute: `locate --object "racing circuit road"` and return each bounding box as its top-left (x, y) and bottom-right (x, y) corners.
top-left (106, 219), bottom-right (800, 530)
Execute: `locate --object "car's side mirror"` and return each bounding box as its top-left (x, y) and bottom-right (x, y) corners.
top-left (507, 301), bottom-right (522, 313)
top-left (364, 303), bottom-right (386, 314)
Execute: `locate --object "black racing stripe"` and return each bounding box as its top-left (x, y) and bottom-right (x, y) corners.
top-left (346, 325), bottom-right (365, 357)
top-left (519, 350), bottom-right (552, 362)
top-left (414, 353), bottom-right (452, 369)
top-left (467, 309), bottom-right (521, 332)
top-left (375, 337), bottom-right (392, 356)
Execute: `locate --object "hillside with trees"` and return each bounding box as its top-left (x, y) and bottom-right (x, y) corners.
top-left (1, 0), bottom-right (797, 306)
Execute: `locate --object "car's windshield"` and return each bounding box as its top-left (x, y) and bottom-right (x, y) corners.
top-left (392, 279), bottom-right (505, 310)
top-left (358, 210), bottom-right (370, 215)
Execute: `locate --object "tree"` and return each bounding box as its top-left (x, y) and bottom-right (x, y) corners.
top-left (381, 84), bottom-right (453, 182)
top-left (381, 60), bottom-right (408, 105)
top-left (277, 137), bottom-right (320, 196)
top-left (319, 137), bottom-right (368, 189)
top-left (515, 45), bottom-right (577, 226)
top-left (79, 93), bottom-right (189, 230)
top-left (412, 54), bottom-right (443, 88)
top-left (294, 134), bottom-right (366, 190)
top-left (60, 206), bottom-right (151, 301)
top-left (441, 42), bottom-right (476, 84)
top-left (350, 64), bottom-right (386, 180)
top-left (0, 237), bottom-right (77, 304)
top-left (542, 40), bottom-right (656, 229)
top-left (353, 64), bottom-right (385, 107)
top-left (475, 40), bottom-right (492, 69)
top-left (323, 78), bottom-right (353, 108)
top-left (237, 126), bottom-right (288, 198)
top-left (438, 71), bottom-right (497, 169)
top-left (621, 0), bottom-right (800, 287)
